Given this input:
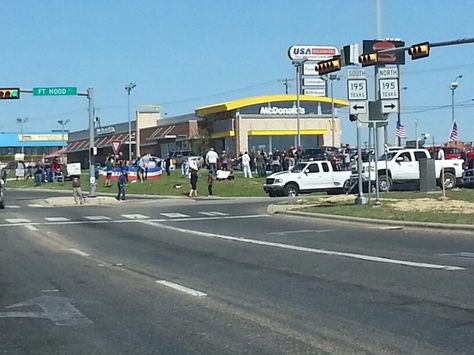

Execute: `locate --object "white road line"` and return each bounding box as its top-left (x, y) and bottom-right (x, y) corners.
top-left (198, 211), bottom-right (229, 216)
top-left (267, 229), bottom-right (332, 236)
top-left (27, 204), bottom-right (44, 208)
top-left (84, 216), bottom-right (112, 220)
top-left (6, 218), bottom-right (31, 224)
top-left (24, 225), bottom-right (39, 232)
top-left (45, 217), bottom-right (70, 222)
top-left (5, 205), bottom-right (20, 209)
top-left (140, 220), bottom-right (464, 271)
top-left (67, 248), bottom-right (90, 257)
top-left (160, 213), bottom-right (190, 218)
top-left (155, 280), bottom-right (207, 297)
top-left (121, 214), bottom-right (150, 219)
top-left (0, 214), bottom-right (269, 228)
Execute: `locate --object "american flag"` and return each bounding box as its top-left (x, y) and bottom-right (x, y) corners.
top-left (396, 122), bottom-right (407, 138)
top-left (449, 121), bottom-right (458, 142)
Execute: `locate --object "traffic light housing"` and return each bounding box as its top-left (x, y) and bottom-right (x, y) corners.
top-left (0, 88), bottom-right (20, 100)
top-left (349, 114), bottom-right (357, 122)
top-left (315, 55), bottom-right (342, 75)
top-left (358, 52), bottom-right (378, 67)
top-left (408, 41), bottom-right (430, 60)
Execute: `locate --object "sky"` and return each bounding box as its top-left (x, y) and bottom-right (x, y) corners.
top-left (1, 0), bottom-right (474, 146)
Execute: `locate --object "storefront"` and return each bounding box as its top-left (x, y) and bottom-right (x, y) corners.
top-left (195, 94), bottom-right (348, 156)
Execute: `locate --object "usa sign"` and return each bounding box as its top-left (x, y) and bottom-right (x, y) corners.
top-left (288, 45), bottom-right (338, 61)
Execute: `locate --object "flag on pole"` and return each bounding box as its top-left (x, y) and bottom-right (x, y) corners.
top-left (396, 122), bottom-right (407, 138)
top-left (449, 121), bottom-right (458, 142)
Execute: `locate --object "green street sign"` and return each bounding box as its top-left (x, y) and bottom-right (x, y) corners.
top-left (33, 87), bottom-right (77, 96)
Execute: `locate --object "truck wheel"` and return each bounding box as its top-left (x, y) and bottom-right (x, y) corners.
top-left (442, 172), bottom-right (456, 189)
top-left (378, 175), bottom-right (392, 192)
top-left (342, 179), bottom-right (352, 194)
top-left (269, 192), bottom-right (277, 197)
top-left (283, 183), bottom-right (299, 197)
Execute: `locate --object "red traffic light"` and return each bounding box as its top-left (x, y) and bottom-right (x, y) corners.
top-left (0, 88), bottom-right (20, 100)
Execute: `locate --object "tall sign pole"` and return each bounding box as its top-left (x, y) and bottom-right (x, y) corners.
top-left (88, 88), bottom-right (96, 198)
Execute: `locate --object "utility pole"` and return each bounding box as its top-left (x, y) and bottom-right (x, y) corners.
top-left (88, 88), bottom-right (96, 198)
top-left (125, 82), bottom-right (136, 161)
top-left (16, 117), bottom-right (29, 154)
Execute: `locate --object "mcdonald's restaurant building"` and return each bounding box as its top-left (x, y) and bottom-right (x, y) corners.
top-left (62, 95), bottom-right (348, 165)
top-left (195, 95), bottom-right (348, 155)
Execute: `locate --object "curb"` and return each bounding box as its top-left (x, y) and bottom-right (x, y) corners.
top-left (267, 204), bottom-right (474, 232)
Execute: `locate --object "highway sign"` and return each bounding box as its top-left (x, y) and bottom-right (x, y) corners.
top-left (33, 87), bottom-right (77, 96)
top-left (379, 78), bottom-right (399, 99)
top-left (347, 68), bottom-right (366, 78)
top-left (350, 101), bottom-right (367, 115)
top-left (347, 79), bottom-right (367, 101)
top-left (381, 99), bottom-right (399, 114)
top-left (303, 77), bottom-right (326, 86)
top-left (304, 88), bottom-right (326, 96)
top-left (378, 67), bottom-right (399, 78)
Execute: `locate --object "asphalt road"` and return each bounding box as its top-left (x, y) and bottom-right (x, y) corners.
top-left (1, 190), bottom-right (474, 354)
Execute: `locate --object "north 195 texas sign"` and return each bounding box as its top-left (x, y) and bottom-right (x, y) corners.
top-left (288, 45), bottom-right (339, 61)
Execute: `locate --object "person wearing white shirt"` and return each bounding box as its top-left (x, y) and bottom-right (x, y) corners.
top-left (205, 148), bottom-right (219, 174)
top-left (437, 148), bottom-right (445, 160)
top-left (241, 151), bottom-right (253, 178)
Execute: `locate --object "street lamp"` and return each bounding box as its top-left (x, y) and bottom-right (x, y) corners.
top-left (58, 119), bottom-right (70, 151)
top-left (450, 75), bottom-right (462, 123)
top-left (16, 117), bottom-right (29, 154)
top-left (329, 74), bottom-right (340, 147)
top-left (292, 59), bottom-right (307, 148)
top-left (125, 82), bottom-right (137, 161)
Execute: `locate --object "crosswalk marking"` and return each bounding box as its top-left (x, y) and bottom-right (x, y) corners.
top-left (84, 216), bottom-right (112, 221)
top-left (45, 217), bottom-right (70, 222)
top-left (6, 218), bottom-right (32, 224)
top-left (198, 211), bottom-right (229, 216)
top-left (121, 214), bottom-right (150, 219)
top-left (5, 205), bottom-right (20, 209)
top-left (160, 213), bottom-right (190, 218)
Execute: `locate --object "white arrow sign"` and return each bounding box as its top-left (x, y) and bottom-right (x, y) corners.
top-left (350, 101), bottom-right (368, 115)
top-left (0, 296), bottom-right (92, 326)
top-left (381, 99), bottom-right (399, 114)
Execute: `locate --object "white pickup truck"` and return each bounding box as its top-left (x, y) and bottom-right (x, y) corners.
top-left (263, 160), bottom-right (352, 197)
top-left (353, 148), bottom-right (464, 192)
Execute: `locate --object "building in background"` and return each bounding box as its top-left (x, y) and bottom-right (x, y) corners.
top-left (0, 132), bottom-right (65, 157)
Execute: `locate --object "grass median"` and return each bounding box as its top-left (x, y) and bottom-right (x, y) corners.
top-left (291, 190), bottom-right (474, 225)
top-left (5, 170), bottom-right (268, 198)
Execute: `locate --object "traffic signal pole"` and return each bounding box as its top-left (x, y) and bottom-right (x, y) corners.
top-left (87, 88), bottom-right (96, 198)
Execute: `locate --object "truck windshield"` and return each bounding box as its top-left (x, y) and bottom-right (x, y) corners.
top-left (291, 163), bottom-right (307, 173)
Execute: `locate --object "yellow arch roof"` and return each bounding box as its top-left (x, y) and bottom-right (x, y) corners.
top-left (195, 94), bottom-right (349, 117)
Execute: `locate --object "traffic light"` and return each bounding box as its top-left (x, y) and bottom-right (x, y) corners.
top-left (358, 52), bottom-right (378, 67)
top-left (408, 41), bottom-right (430, 60)
top-left (349, 114), bottom-right (357, 122)
top-left (315, 55), bottom-right (342, 75)
top-left (0, 88), bottom-right (20, 100)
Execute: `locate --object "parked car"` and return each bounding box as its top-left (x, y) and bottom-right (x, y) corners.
top-left (0, 172), bottom-right (5, 209)
top-left (263, 160), bottom-right (351, 197)
top-left (301, 148), bottom-right (328, 161)
top-left (462, 168), bottom-right (474, 188)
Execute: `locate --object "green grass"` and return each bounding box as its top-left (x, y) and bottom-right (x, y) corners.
top-left (5, 170), bottom-right (268, 197)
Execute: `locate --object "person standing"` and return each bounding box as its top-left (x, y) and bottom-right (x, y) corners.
top-left (207, 172), bottom-right (214, 196)
top-left (242, 151), bottom-right (253, 178)
top-left (220, 150), bottom-right (228, 171)
top-left (116, 171), bottom-right (127, 201)
top-left (205, 148), bottom-right (219, 175)
top-left (189, 168), bottom-right (198, 197)
top-left (104, 157), bottom-right (113, 187)
top-left (165, 154), bottom-right (171, 176)
top-left (437, 148), bottom-right (445, 160)
top-left (71, 175), bottom-right (85, 205)
top-left (255, 151), bottom-right (266, 177)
